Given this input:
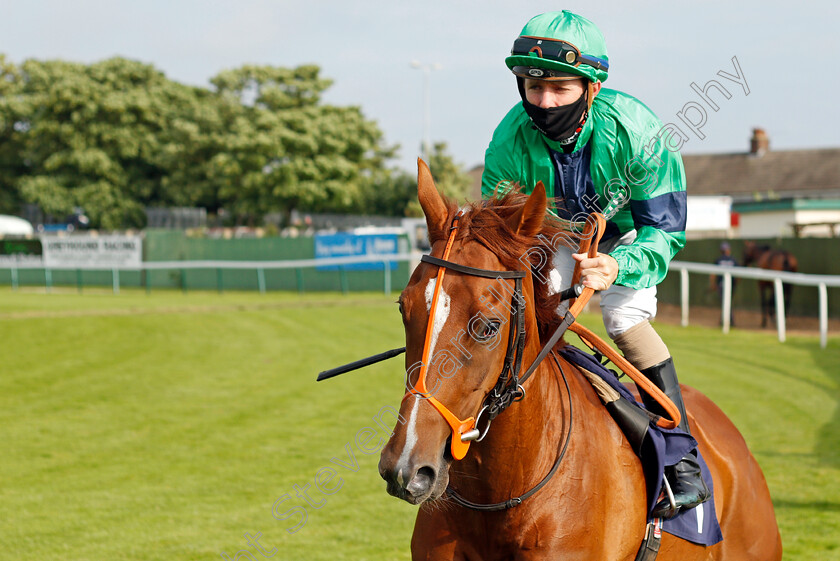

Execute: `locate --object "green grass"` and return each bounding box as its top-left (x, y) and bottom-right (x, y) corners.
top-left (0, 288), bottom-right (838, 560)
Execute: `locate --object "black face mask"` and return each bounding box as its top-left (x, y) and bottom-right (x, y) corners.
top-left (518, 79), bottom-right (588, 144)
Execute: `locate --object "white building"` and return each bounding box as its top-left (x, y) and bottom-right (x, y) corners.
top-left (732, 199), bottom-right (840, 238)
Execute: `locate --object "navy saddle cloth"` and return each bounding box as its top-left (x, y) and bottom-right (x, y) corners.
top-left (559, 346), bottom-right (723, 547)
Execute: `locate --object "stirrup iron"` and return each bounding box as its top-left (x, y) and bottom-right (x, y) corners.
top-left (660, 475), bottom-right (678, 519)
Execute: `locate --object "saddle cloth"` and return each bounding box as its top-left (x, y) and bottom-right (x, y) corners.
top-left (559, 345), bottom-right (723, 547)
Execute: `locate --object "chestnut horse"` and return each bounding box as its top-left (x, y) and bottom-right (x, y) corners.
top-left (743, 241), bottom-right (799, 327)
top-left (378, 161), bottom-right (781, 560)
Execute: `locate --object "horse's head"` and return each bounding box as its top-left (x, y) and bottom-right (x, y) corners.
top-left (742, 241), bottom-right (757, 266)
top-left (378, 160), bottom-right (568, 505)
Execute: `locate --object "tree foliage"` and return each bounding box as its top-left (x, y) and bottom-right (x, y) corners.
top-left (0, 57), bottom-right (220, 228)
top-left (402, 142), bottom-right (472, 217)
top-left (0, 57), bottom-right (397, 228)
top-left (208, 65), bottom-right (394, 224)
top-left (352, 142), bottom-right (473, 218)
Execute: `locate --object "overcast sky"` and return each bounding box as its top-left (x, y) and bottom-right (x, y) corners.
top-left (3, 0), bottom-right (838, 173)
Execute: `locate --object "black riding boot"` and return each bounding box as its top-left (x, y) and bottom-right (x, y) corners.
top-left (640, 358), bottom-right (711, 519)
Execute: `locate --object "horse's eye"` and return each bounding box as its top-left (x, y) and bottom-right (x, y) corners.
top-left (397, 300), bottom-right (405, 315)
top-left (477, 320), bottom-right (501, 341)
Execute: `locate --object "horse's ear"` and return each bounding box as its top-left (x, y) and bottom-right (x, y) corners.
top-left (506, 181), bottom-right (547, 237)
top-left (417, 158), bottom-right (448, 240)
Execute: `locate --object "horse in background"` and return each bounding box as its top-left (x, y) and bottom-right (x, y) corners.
top-left (743, 241), bottom-right (799, 327)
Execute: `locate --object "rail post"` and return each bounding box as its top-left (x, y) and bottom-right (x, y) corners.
top-left (296, 268), bottom-right (303, 294)
top-left (680, 268), bottom-right (689, 327)
top-left (112, 268), bottom-right (120, 295)
top-left (339, 265), bottom-right (348, 295)
top-left (257, 267), bottom-right (266, 294)
top-left (819, 283), bottom-right (828, 349)
top-left (773, 277), bottom-right (786, 343)
top-left (722, 272), bottom-right (732, 334)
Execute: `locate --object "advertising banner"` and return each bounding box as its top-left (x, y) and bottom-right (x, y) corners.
top-left (41, 236), bottom-right (143, 268)
top-left (314, 233), bottom-right (402, 271)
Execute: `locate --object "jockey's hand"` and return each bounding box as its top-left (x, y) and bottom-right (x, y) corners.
top-left (572, 252), bottom-right (619, 291)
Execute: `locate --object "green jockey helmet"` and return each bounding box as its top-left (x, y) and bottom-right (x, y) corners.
top-left (506, 11), bottom-right (609, 83)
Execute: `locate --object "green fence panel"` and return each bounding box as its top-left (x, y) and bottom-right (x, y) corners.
top-left (135, 230), bottom-right (411, 293)
top-left (144, 230), bottom-right (316, 262)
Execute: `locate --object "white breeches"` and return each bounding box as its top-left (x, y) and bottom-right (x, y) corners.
top-left (550, 232), bottom-right (657, 339)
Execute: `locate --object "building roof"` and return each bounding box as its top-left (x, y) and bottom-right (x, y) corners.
top-left (732, 198), bottom-right (840, 213)
top-left (683, 147), bottom-right (840, 200)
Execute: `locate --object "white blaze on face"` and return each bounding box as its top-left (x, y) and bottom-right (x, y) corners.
top-left (397, 276), bottom-right (451, 470)
top-left (424, 276), bottom-right (450, 358)
top-left (397, 395), bottom-right (420, 480)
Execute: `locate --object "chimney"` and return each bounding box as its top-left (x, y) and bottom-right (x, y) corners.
top-left (750, 128), bottom-right (769, 156)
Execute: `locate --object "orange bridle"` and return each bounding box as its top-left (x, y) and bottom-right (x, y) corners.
top-left (403, 213), bottom-right (478, 460)
top-left (403, 212), bottom-right (530, 460)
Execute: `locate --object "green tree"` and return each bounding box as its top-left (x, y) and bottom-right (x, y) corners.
top-left (354, 142), bottom-right (473, 218)
top-left (402, 142), bottom-right (472, 217)
top-left (0, 57), bottom-right (396, 228)
top-left (209, 65), bottom-right (394, 224)
top-left (0, 54), bottom-right (23, 214)
top-left (355, 167), bottom-right (416, 216)
top-left (0, 57), bottom-right (221, 228)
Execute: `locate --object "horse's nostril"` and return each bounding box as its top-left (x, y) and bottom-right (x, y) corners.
top-left (418, 465), bottom-right (436, 480)
top-left (406, 466), bottom-right (436, 497)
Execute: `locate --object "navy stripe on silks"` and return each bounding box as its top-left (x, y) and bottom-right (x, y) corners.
top-left (548, 145), bottom-right (622, 246)
top-left (550, 143), bottom-right (600, 219)
top-left (629, 191), bottom-right (687, 233)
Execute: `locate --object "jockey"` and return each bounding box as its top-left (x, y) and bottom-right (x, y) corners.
top-left (481, 10), bottom-right (710, 518)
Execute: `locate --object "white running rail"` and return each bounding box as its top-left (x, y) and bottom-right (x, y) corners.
top-left (670, 261), bottom-right (840, 348)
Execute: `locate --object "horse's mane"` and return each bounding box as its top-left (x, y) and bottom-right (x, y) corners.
top-left (429, 188), bottom-right (582, 343)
